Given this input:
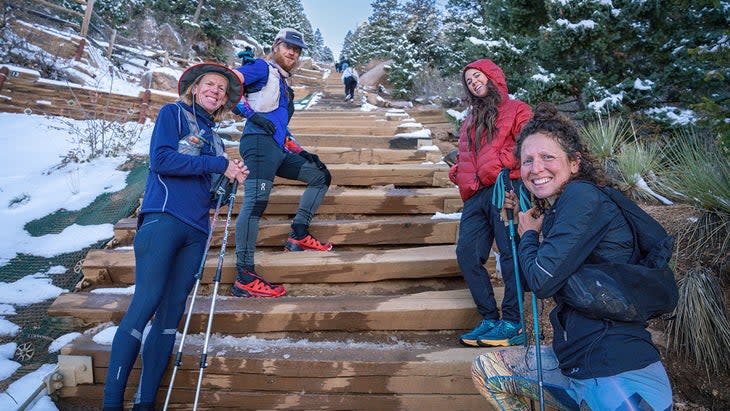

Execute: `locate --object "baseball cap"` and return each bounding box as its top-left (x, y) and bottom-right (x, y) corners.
top-left (275, 28), bottom-right (307, 49)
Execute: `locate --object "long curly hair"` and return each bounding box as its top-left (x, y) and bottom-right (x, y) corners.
top-left (516, 103), bottom-right (615, 209)
top-left (461, 74), bottom-right (502, 152)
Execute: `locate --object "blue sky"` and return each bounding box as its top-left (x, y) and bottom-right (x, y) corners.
top-left (301, 0), bottom-right (373, 59)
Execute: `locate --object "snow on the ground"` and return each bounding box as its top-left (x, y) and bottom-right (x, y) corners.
top-left (0, 112), bottom-right (152, 406)
top-left (0, 113), bottom-right (152, 266)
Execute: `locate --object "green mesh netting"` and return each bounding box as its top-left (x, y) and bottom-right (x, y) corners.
top-left (1, 159), bottom-right (149, 366)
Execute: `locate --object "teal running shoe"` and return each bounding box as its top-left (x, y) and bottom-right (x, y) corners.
top-left (459, 319), bottom-right (498, 347)
top-left (477, 320), bottom-right (525, 347)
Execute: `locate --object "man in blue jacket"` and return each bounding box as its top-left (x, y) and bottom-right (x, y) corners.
top-left (231, 28), bottom-right (333, 298)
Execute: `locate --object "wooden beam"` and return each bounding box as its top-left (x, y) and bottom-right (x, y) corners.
top-left (79, 245), bottom-right (478, 285)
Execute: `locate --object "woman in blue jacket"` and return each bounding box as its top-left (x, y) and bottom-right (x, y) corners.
top-left (102, 63), bottom-right (248, 411)
top-left (471, 103), bottom-right (672, 410)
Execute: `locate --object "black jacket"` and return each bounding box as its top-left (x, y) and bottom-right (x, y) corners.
top-left (518, 181), bottom-right (661, 379)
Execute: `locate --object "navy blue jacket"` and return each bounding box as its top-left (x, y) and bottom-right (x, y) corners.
top-left (518, 181), bottom-right (660, 379)
top-left (140, 102), bottom-right (228, 234)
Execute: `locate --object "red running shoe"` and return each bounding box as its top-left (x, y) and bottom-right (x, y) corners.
top-left (231, 271), bottom-right (286, 298)
top-left (284, 233), bottom-right (333, 252)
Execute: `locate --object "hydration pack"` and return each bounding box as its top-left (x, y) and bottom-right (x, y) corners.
top-left (558, 182), bottom-right (679, 322)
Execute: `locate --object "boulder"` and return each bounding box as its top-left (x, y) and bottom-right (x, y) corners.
top-left (140, 68), bottom-right (179, 92)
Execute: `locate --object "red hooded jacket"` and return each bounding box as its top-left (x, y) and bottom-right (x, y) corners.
top-left (448, 59), bottom-right (533, 201)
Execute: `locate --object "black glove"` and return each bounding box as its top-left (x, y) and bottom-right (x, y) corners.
top-left (248, 113), bottom-right (276, 135)
top-left (210, 173), bottom-right (233, 203)
top-left (443, 149), bottom-right (458, 167)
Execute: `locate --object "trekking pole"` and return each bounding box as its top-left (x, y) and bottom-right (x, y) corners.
top-left (496, 168), bottom-right (526, 340)
top-left (162, 179), bottom-right (229, 411)
top-left (500, 168), bottom-right (544, 411)
top-left (192, 179), bottom-right (238, 411)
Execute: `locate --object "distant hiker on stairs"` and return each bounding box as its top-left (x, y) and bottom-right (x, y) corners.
top-left (231, 27), bottom-right (333, 299)
top-left (450, 58), bottom-right (533, 348)
top-left (102, 63), bottom-right (248, 411)
top-left (341, 61), bottom-right (359, 101)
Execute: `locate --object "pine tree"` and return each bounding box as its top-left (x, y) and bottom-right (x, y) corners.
top-left (340, 30), bottom-right (354, 62)
top-left (320, 46), bottom-right (334, 63)
top-left (386, 0), bottom-right (445, 98)
top-left (311, 28), bottom-right (327, 61)
top-left (361, 0), bottom-right (404, 61)
top-left (441, 0), bottom-right (486, 74)
top-left (387, 33), bottom-right (422, 98)
top-left (401, 0), bottom-right (443, 65)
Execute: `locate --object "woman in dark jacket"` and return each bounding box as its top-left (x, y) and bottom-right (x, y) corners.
top-left (471, 103), bottom-right (672, 410)
top-left (449, 59), bottom-right (533, 347)
top-left (102, 63), bottom-right (248, 411)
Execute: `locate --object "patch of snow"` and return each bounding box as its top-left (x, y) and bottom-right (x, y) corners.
top-left (431, 212), bottom-right (461, 220)
top-left (556, 19), bottom-right (597, 30)
top-left (395, 129), bottom-right (431, 138)
top-left (48, 332), bottom-right (82, 353)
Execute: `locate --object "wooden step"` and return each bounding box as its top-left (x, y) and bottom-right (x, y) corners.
top-left (274, 164), bottom-right (450, 187)
top-left (49, 289), bottom-right (485, 333)
top-left (61, 386), bottom-right (487, 411)
top-left (289, 117), bottom-right (391, 127)
top-left (78, 244), bottom-right (483, 286)
top-left (288, 125), bottom-right (397, 136)
top-left (228, 186), bottom-right (460, 215)
top-left (224, 146), bottom-right (441, 164)
top-left (293, 110), bottom-right (392, 118)
top-left (219, 132), bottom-right (430, 149)
top-left (58, 334), bottom-right (491, 410)
top-left (114, 215), bottom-right (459, 247)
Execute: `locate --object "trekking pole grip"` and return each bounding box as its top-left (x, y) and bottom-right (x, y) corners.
top-left (501, 167), bottom-right (514, 220)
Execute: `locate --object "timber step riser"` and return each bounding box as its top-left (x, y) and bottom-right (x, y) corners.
top-left (204, 187), bottom-right (462, 215)
top-left (220, 133), bottom-right (431, 149)
top-left (223, 146), bottom-right (441, 164)
top-left (48, 289), bottom-right (484, 333)
top-left (79, 245), bottom-right (493, 286)
top-left (113, 217), bottom-right (460, 247)
top-left (59, 335), bottom-right (491, 409)
top-left (60, 386), bottom-right (485, 410)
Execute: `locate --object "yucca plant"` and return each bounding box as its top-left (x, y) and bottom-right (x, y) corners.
top-left (615, 141), bottom-right (671, 203)
top-left (656, 128), bottom-right (730, 263)
top-left (666, 267), bottom-right (730, 374)
top-left (579, 114), bottom-right (630, 176)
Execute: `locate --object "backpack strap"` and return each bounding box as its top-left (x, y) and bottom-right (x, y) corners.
top-left (591, 183), bottom-right (672, 267)
top-left (176, 102), bottom-right (201, 137)
top-left (174, 102), bottom-right (226, 157)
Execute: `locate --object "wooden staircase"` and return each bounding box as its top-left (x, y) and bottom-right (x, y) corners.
top-left (48, 65), bottom-right (502, 410)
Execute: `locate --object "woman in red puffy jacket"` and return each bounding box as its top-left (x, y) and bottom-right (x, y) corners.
top-left (449, 58), bottom-right (532, 347)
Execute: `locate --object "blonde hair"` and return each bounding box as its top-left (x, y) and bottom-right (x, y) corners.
top-left (179, 73), bottom-right (229, 121)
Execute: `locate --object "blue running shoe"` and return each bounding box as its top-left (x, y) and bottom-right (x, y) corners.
top-left (477, 320), bottom-right (525, 347)
top-left (459, 319), bottom-right (498, 347)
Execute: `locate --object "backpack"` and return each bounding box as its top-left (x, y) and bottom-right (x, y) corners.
top-left (556, 183), bottom-right (679, 322)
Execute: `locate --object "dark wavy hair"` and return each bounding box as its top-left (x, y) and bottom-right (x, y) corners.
top-left (461, 74), bottom-right (502, 152)
top-left (516, 103), bottom-right (614, 207)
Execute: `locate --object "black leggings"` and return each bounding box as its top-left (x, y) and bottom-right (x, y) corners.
top-left (234, 134), bottom-right (329, 269)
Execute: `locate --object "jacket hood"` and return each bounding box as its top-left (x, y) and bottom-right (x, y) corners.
top-left (464, 59), bottom-right (509, 103)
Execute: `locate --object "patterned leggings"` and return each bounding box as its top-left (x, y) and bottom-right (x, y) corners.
top-left (472, 346), bottom-right (672, 411)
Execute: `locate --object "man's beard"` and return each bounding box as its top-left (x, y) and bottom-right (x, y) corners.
top-left (273, 51), bottom-right (296, 72)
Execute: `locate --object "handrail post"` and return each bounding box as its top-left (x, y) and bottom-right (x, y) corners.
top-left (75, 0), bottom-right (95, 61)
